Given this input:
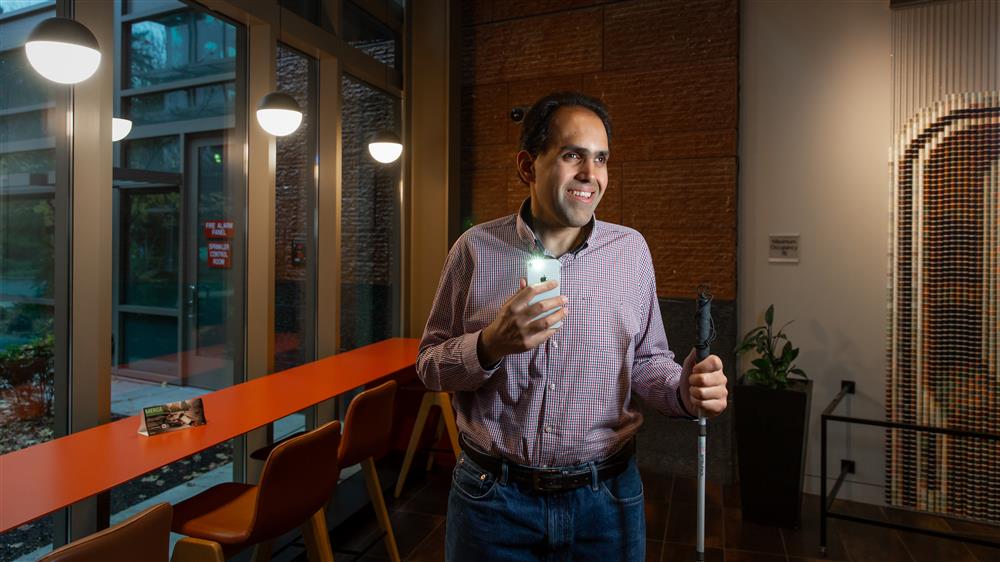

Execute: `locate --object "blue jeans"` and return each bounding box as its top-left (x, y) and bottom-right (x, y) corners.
top-left (445, 451), bottom-right (645, 562)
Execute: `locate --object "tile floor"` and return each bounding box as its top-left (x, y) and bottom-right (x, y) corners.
top-left (280, 460), bottom-right (1000, 562)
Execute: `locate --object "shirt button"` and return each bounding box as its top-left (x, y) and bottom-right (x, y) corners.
top-left (549, 383), bottom-right (556, 390)
top-left (544, 425), bottom-right (552, 433)
top-left (552, 340), bottom-right (559, 349)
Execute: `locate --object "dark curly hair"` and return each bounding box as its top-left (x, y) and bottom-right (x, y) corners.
top-left (518, 92), bottom-right (612, 158)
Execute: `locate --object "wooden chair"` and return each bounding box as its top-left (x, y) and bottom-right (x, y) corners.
top-left (170, 420), bottom-right (342, 561)
top-left (248, 381), bottom-right (403, 561)
top-left (337, 380), bottom-right (402, 562)
top-left (393, 390), bottom-right (460, 498)
top-left (38, 503), bottom-right (172, 562)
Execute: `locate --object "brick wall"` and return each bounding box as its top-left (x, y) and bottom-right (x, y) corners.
top-left (459, 0), bottom-right (738, 300)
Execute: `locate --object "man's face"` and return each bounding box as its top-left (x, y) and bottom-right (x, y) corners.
top-left (523, 106), bottom-right (609, 229)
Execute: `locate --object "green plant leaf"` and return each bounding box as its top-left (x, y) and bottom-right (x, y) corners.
top-left (790, 367), bottom-right (808, 379)
top-left (765, 304), bottom-right (774, 327)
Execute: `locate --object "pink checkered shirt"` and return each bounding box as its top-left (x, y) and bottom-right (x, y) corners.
top-left (417, 199), bottom-right (691, 467)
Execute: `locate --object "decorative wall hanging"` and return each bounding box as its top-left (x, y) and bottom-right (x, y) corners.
top-left (887, 0), bottom-right (1000, 524)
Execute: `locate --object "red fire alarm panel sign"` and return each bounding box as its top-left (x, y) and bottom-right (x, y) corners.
top-left (204, 220), bottom-right (234, 239)
top-left (207, 241), bottom-right (231, 269)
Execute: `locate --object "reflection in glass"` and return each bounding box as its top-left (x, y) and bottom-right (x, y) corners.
top-left (0, 3), bottom-right (61, 558)
top-left (122, 190), bottom-right (179, 308)
top-left (109, 1), bottom-right (246, 538)
top-left (280, 0), bottom-right (335, 34)
top-left (274, 44), bottom-right (316, 373)
top-left (343, 1), bottom-right (399, 69)
top-left (126, 82), bottom-right (235, 126)
top-left (123, 136), bottom-right (181, 173)
top-left (340, 75), bottom-right (401, 352)
top-left (0, 0), bottom-right (50, 13)
top-left (128, 11), bottom-right (237, 88)
top-left (271, 44), bottom-right (317, 442)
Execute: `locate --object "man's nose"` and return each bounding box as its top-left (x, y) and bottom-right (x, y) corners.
top-left (576, 159), bottom-right (595, 182)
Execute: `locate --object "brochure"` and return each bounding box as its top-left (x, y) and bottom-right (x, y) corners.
top-left (138, 397), bottom-right (207, 436)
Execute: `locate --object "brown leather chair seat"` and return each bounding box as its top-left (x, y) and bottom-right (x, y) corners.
top-left (172, 483), bottom-right (257, 545)
top-left (38, 502), bottom-right (172, 562)
top-left (249, 380), bottom-right (403, 561)
top-left (171, 420), bottom-right (342, 561)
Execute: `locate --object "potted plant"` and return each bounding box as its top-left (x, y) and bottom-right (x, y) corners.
top-left (734, 305), bottom-right (812, 528)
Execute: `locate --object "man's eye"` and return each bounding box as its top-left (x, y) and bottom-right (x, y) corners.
top-left (595, 156), bottom-right (608, 164)
top-left (563, 152), bottom-right (580, 160)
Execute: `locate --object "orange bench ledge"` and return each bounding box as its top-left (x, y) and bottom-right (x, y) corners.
top-left (0, 337), bottom-right (420, 533)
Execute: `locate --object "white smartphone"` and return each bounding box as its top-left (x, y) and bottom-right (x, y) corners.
top-left (526, 257), bottom-right (562, 328)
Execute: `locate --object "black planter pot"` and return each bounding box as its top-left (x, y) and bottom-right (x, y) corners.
top-left (734, 379), bottom-right (812, 529)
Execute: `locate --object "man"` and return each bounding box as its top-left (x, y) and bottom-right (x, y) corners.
top-left (417, 92), bottom-right (728, 561)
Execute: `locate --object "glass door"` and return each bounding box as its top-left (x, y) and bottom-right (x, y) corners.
top-left (112, 168), bottom-right (183, 383)
top-left (182, 135), bottom-right (236, 391)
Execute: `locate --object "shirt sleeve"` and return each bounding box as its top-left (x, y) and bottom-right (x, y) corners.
top-left (416, 238), bottom-right (501, 392)
top-left (630, 237), bottom-right (693, 419)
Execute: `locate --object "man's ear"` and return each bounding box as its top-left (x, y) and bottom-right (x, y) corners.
top-left (515, 150), bottom-right (535, 185)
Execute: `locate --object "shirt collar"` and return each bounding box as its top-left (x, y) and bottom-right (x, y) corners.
top-left (515, 197), bottom-right (596, 258)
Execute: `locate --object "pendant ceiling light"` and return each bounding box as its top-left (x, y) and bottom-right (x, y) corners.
top-left (112, 118), bottom-right (132, 142)
top-left (367, 130), bottom-right (402, 164)
top-left (256, 91), bottom-right (302, 137)
top-left (25, 17), bottom-right (101, 84)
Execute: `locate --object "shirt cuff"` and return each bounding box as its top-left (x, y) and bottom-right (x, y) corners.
top-left (676, 385), bottom-right (698, 420)
top-left (464, 330), bottom-right (502, 375)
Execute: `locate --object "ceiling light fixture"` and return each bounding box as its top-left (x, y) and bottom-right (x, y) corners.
top-left (112, 118), bottom-right (132, 142)
top-left (24, 17), bottom-right (101, 84)
top-left (256, 92), bottom-right (303, 136)
top-left (367, 130), bottom-right (402, 164)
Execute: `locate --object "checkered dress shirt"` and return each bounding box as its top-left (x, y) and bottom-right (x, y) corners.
top-left (417, 199), bottom-right (691, 467)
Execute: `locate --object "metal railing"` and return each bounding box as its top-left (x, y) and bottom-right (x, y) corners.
top-left (820, 380), bottom-right (1000, 555)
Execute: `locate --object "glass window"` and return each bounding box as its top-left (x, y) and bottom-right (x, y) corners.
top-left (0, 109), bottom-right (50, 143)
top-left (0, 3), bottom-right (64, 559)
top-left (0, 49), bottom-right (52, 109)
top-left (125, 82), bottom-right (235, 125)
top-left (109, 2), bottom-right (247, 535)
top-left (343, 1), bottom-right (400, 70)
top-left (272, 44), bottom-right (317, 442)
top-left (121, 190), bottom-right (180, 308)
top-left (0, 1), bottom-right (51, 16)
top-left (279, 0), bottom-right (335, 35)
top-left (127, 11), bottom-right (237, 89)
top-left (274, 44), bottom-right (316, 374)
top-left (340, 75), bottom-right (401, 352)
top-left (123, 136), bottom-right (181, 173)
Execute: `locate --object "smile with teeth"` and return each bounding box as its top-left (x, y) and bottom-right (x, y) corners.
top-left (569, 190), bottom-right (593, 200)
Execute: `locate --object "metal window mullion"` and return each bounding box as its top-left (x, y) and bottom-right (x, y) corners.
top-left (314, 53), bottom-right (342, 426)
top-left (242, 16), bottom-right (277, 484)
top-left (65, 0), bottom-right (115, 542)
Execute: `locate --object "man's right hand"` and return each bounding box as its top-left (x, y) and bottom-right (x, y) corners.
top-left (477, 278), bottom-right (568, 368)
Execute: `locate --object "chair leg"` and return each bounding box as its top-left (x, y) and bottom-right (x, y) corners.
top-left (395, 392), bottom-right (434, 498)
top-left (301, 507), bottom-right (335, 562)
top-left (425, 416), bottom-right (446, 471)
top-left (171, 537), bottom-right (226, 562)
top-left (251, 541), bottom-right (272, 562)
top-left (362, 458), bottom-right (402, 562)
top-left (437, 392), bottom-right (462, 459)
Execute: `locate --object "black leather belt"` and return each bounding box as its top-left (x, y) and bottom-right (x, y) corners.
top-left (458, 436), bottom-right (635, 493)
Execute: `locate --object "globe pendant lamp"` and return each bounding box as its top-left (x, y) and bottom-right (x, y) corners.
top-left (256, 92), bottom-right (302, 136)
top-left (367, 130), bottom-right (402, 163)
top-left (111, 118), bottom-right (132, 142)
top-left (25, 17), bottom-right (101, 84)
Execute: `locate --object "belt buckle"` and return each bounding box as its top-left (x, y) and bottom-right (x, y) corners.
top-left (531, 468), bottom-right (561, 493)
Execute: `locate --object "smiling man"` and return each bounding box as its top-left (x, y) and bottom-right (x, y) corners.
top-left (417, 92), bottom-right (729, 561)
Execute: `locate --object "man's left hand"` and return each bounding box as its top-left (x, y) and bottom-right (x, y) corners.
top-left (680, 349), bottom-right (728, 417)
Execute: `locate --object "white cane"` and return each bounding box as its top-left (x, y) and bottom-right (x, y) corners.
top-left (694, 287), bottom-right (715, 562)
